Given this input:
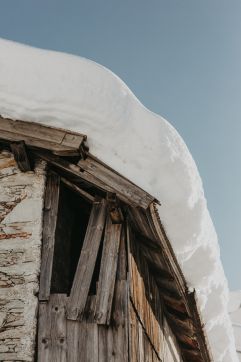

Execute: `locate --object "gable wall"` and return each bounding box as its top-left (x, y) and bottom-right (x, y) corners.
top-left (0, 150), bottom-right (45, 361)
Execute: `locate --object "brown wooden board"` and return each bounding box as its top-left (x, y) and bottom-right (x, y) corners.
top-left (33, 150), bottom-right (154, 209)
top-left (108, 223), bottom-right (129, 360)
top-left (128, 235), bottom-right (164, 359)
top-left (116, 227), bottom-right (127, 281)
top-left (61, 177), bottom-right (95, 203)
top-left (94, 215), bottom-right (122, 325)
top-left (39, 171), bottom-right (60, 301)
top-left (38, 294), bottom-right (67, 362)
top-left (0, 116), bottom-right (86, 156)
top-left (33, 150), bottom-right (117, 193)
top-left (129, 302), bottom-right (161, 362)
top-left (78, 156), bottom-right (155, 209)
top-left (96, 217), bottom-right (129, 361)
top-left (67, 199), bottom-right (106, 320)
top-left (66, 320), bottom-right (80, 362)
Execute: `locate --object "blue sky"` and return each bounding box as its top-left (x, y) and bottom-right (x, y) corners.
top-left (0, 1), bottom-right (240, 289)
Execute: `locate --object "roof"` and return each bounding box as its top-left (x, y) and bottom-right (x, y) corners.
top-left (0, 37), bottom-right (237, 361)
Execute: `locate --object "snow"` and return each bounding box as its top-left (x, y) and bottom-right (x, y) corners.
top-left (0, 37), bottom-right (237, 361)
top-left (229, 291), bottom-right (241, 361)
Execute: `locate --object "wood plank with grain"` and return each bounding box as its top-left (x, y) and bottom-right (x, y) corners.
top-left (61, 177), bottom-right (95, 203)
top-left (67, 198), bottom-right (106, 320)
top-left (38, 294), bottom-right (67, 362)
top-left (66, 320), bottom-right (80, 362)
top-left (39, 171), bottom-right (60, 301)
top-left (94, 215), bottom-right (122, 325)
top-left (0, 129), bottom-right (81, 155)
top-left (0, 116), bottom-right (86, 155)
top-left (33, 150), bottom-right (155, 208)
top-left (33, 150), bottom-right (115, 192)
top-left (78, 156), bottom-right (155, 209)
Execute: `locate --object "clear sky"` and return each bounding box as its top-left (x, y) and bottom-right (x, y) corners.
top-left (0, 1), bottom-right (240, 289)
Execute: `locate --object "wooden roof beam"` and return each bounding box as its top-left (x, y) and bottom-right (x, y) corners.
top-left (67, 198), bottom-right (106, 320)
top-left (60, 177), bottom-right (95, 203)
top-left (32, 150), bottom-right (154, 209)
top-left (78, 156), bottom-right (155, 209)
top-left (0, 116), bottom-right (87, 156)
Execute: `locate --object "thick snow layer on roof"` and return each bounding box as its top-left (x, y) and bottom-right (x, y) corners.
top-left (229, 292), bottom-right (241, 361)
top-left (0, 38), bottom-right (237, 361)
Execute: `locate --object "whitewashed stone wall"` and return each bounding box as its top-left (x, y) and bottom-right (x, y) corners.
top-left (0, 150), bottom-right (45, 361)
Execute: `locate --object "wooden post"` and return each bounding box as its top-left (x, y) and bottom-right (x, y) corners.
top-left (39, 171), bottom-right (60, 301)
top-left (67, 198), bottom-right (106, 320)
top-left (38, 294), bottom-right (67, 362)
top-left (94, 214), bottom-right (122, 324)
top-left (10, 140), bottom-right (32, 172)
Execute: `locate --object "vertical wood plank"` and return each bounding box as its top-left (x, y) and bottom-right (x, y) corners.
top-left (138, 321), bottom-right (144, 362)
top-left (109, 279), bottom-right (129, 362)
top-left (116, 228), bottom-right (127, 280)
top-left (38, 302), bottom-right (51, 362)
top-left (94, 215), bottom-right (122, 324)
top-left (67, 320), bottom-right (99, 361)
top-left (98, 326), bottom-right (108, 361)
top-left (85, 323), bottom-right (99, 362)
top-left (66, 320), bottom-right (80, 362)
top-left (128, 230), bottom-right (164, 361)
top-left (76, 321), bottom-right (88, 362)
top-left (38, 294), bottom-right (67, 362)
top-left (39, 172), bottom-right (60, 301)
top-left (67, 199), bottom-right (106, 320)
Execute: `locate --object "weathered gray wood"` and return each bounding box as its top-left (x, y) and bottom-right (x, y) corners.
top-left (98, 326), bottom-right (108, 361)
top-left (85, 323), bottom-right (99, 362)
top-left (38, 294), bottom-right (67, 362)
top-left (107, 193), bottom-right (124, 224)
top-left (0, 116), bottom-right (86, 156)
top-left (10, 141), bottom-right (32, 172)
top-left (34, 150), bottom-right (154, 208)
top-left (97, 224), bottom-right (129, 361)
top-left (39, 171), bottom-right (60, 301)
top-left (66, 321), bottom-right (98, 362)
top-left (112, 280), bottom-right (128, 327)
top-left (66, 320), bottom-right (80, 362)
top-left (78, 156), bottom-right (155, 209)
top-left (94, 215), bottom-right (122, 324)
top-left (116, 228), bottom-right (127, 281)
top-left (67, 199), bottom-right (106, 320)
top-left (84, 295), bottom-right (97, 322)
top-left (98, 324), bottom-right (128, 362)
top-left (38, 302), bottom-right (51, 362)
top-left (33, 150), bottom-right (114, 192)
top-left (61, 177), bottom-right (95, 203)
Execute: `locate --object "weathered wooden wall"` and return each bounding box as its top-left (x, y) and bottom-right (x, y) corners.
top-left (38, 228), bottom-right (129, 362)
top-left (0, 150), bottom-right (183, 361)
top-left (0, 150), bottom-right (45, 361)
top-left (129, 233), bottom-right (182, 362)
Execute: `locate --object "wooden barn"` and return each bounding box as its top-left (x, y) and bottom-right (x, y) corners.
top-left (0, 116), bottom-right (212, 361)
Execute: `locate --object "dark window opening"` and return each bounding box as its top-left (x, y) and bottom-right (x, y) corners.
top-left (51, 182), bottom-right (91, 295)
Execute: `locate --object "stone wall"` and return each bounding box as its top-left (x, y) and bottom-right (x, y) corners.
top-left (0, 150), bottom-right (45, 361)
